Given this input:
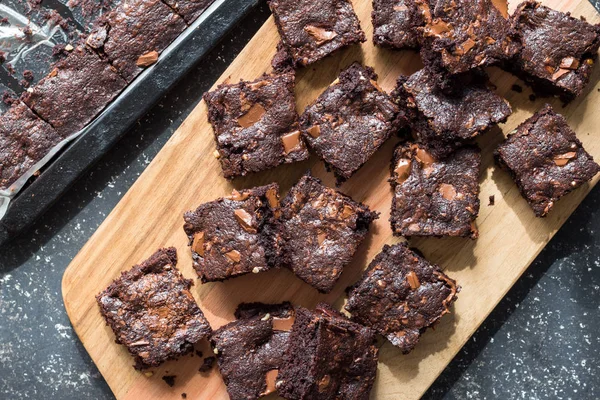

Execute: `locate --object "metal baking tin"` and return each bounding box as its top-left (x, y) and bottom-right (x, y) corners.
top-left (0, 0), bottom-right (262, 245)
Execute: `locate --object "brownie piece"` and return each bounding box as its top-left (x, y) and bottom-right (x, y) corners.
top-left (510, 1), bottom-right (600, 102)
top-left (276, 303), bottom-right (378, 400)
top-left (0, 102), bottom-right (62, 191)
top-left (21, 45), bottom-right (127, 137)
top-left (345, 243), bottom-right (459, 353)
top-left (418, 0), bottom-right (519, 75)
top-left (203, 72), bottom-right (309, 179)
top-left (96, 247), bottom-right (212, 370)
top-left (59, 0), bottom-right (119, 29)
top-left (393, 68), bottom-right (511, 158)
top-left (276, 174), bottom-right (378, 293)
top-left (162, 0), bottom-right (215, 24)
top-left (372, 0), bottom-right (426, 49)
top-left (300, 63), bottom-right (402, 183)
top-left (268, 0), bottom-right (366, 67)
top-left (211, 303), bottom-right (295, 400)
top-left (87, 0), bottom-right (187, 82)
top-left (495, 104), bottom-right (600, 217)
top-left (390, 143), bottom-right (480, 238)
top-left (183, 184), bottom-right (281, 282)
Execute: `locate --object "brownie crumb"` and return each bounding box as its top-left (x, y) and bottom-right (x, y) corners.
top-left (199, 356), bottom-right (215, 373)
top-left (23, 70), bottom-right (34, 81)
top-left (0, 51), bottom-right (5, 64)
top-left (162, 375), bottom-right (176, 387)
top-left (489, 195), bottom-right (495, 206)
top-left (181, 394), bottom-right (187, 399)
top-left (195, 350), bottom-right (203, 358)
top-left (2, 92), bottom-right (17, 106)
top-left (511, 84), bottom-right (523, 93)
top-left (529, 94), bottom-right (537, 102)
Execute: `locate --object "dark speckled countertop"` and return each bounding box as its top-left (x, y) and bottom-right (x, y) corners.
top-left (1, 2), bottom-right (600, 399)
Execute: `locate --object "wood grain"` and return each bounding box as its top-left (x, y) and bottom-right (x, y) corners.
top-left (62, 1), bottom-right (600, 399)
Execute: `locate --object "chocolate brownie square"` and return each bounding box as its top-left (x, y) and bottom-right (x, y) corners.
top-left (96, 247), bottom-right (212, 370)
top-left (495, 104), bottom-right (600, 217)
top-left (268, 0), bottom-right (366, 67)
top-left (183, 184), bottom-right (281, 282)
top-left (418, 0), bottom-right (519, 75)
top-left (0, 102), bottom-right (63, 191)
top-left (162, 0), bottom-right (215, 24)
top-left (276, 303), bottom-right (378, 400)
top-left (345, 243), bottom-right (459, 353)
top-left (203, 71), bottom-right (309, 179)
top-left (390, 143), bottom-right (480, 238)
top-left (87, 0), bottom-right (187, 82)
top-left (211, 303), bottom-right (295, 400)
top-left (510, 1), bottom-right (600, 102)
top-left (300, 63), bottom-right (402, 183)
top-left (393, 68), bottom-right (511, 158)
top-left (21, 44), bottom-right (127, 137)
top-left (276, 174), bottom-right (378, 293)
top-left (372, 0), bottom-right (426, 49)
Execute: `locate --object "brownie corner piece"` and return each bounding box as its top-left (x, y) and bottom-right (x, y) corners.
top-left (277, 174), bottom-right (378, 293)
top-left (390, 142), bottom-right (481, 238)
top-left (21, 44), bottom-right (126, 137)
top-left (96, 247), bottom-right (212, 369)
top-left (300, 63), bottom-right (401, 183)
top-left (510, 1), bottom-right (600, 102)
top-left (495, 104), bottom-right (600, 217)
top-left (268, 0), bottom-right (366, 67)
top-left (0, 101), bottom-right (62, 191)
top-left (203, 71), bottom-right (309, 179)
top-left (372, 0), bottom-right (425, 49)
top-left (211, 303), bottom-right (295, 400)
top-left (345, 243), bottom-right (459, 353)
top-left (183, 183), bottom-right (281, 282)
top-left (393, 68), bottom-right (511, 158)
top-left (276, 303), bottom-right (378, 400)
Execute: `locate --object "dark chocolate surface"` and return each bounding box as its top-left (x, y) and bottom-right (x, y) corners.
top-left (183, 184), bottom-right (280, 282)
top-left (268, 0), bottom-right (366, 67)
top-left (509, 1), bottom-right (600, 102)
top-left (21, 44), bottom-right (127, 138)
top-left (393, 68), bottom-right (511, 158)
top-left (346, 243), bottom-right (459, 354)
top-left (204, 71), bottom-right (309, 178)
top-left (0, 102), bottom-right (62, 191)
top-left (300, 63), bottom-right (402, 183)
top-left (276, 174), bottom-right (378, 293)
top-left (276, 304), bottom-right (378, 400)
top-left (372, 0), bottom-right (425, 49)
top-left (211, 303), bottom-right (294, 400)
top-left (390, 143), bottom-right (480, 238)
top-left (495, 104), bottom-right (600, 217)
top-left (88, 0), bottom-right (187, 82)
top-left (96, 247), bottom-right (212, 369)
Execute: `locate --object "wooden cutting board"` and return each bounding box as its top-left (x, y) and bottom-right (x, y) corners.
top-left (62, 1), bottom-right (600, 399)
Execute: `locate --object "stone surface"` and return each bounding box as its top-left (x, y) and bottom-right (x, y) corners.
top-left (1, 3), bottom-right (599, 399)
